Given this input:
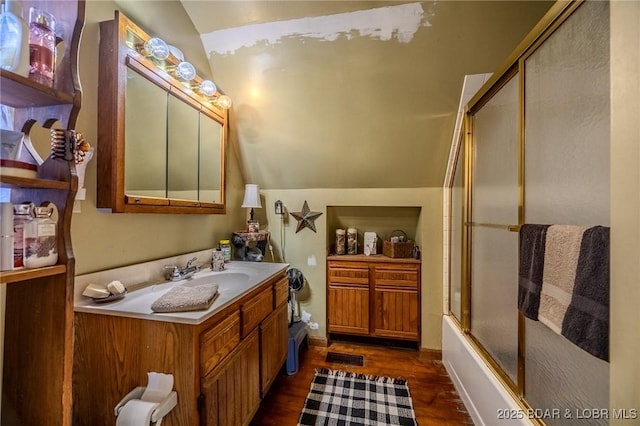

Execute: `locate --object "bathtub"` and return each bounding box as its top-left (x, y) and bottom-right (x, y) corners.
top-left (442, 315), bottom-right (534, 426)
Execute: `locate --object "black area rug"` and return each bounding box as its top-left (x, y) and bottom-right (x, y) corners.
top-left (325, 351), bottom-right (364, 366)
top-left (298, 368), bottom-right (417, 426)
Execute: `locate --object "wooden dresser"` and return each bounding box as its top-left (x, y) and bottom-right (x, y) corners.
top-left (326, 255), bottom-right (421, 343)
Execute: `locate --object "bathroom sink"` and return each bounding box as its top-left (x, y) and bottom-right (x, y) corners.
top-left (179, 272), bottom-right (250, 288)
top-left (74, 260), bottom-right (289, 324)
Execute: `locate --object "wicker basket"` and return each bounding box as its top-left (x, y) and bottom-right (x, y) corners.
top-left (383, 230), bottom-right (415, 258)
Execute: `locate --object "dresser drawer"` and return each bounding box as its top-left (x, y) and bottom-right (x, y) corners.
top-left (373, 264), bottom-right (419, 289)
top-left (200, 311), bottom-right (241, 377)
top-left (328, 263), bottom-right (369, 286)
top-left (273, 276), bottom-right (289, 308)
top-left (241, 287), bottom-right (273, 337)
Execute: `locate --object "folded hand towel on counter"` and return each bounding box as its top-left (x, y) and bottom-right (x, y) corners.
top-left (561, 226), bottom-right (609, 361)
top-left (518, 224), bottom-right (551, 320)
top-left (538, 225), bottom-right (588, 334)
top-left (151, 283), bottom-right (219, 313)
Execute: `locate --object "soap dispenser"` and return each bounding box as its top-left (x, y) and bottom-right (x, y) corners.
top-left (0, 0), bottom-right (30, 76)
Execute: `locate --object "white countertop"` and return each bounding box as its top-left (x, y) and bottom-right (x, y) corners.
top-left (74, 261), bottom-right (289, 325)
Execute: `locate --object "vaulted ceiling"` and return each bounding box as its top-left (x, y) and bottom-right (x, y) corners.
top-left (178, 1), bottom-right (553, 189)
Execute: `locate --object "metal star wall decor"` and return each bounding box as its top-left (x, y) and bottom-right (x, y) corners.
top-left (290, 200), bottom-right (323, 233)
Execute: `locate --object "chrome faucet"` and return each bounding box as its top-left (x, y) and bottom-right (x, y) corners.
top-left (164, 257), bottom-right (200, 281)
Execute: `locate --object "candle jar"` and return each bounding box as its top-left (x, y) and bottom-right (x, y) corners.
top-left (347, 227), bottom-right (357, 255)
top-left (28, 8), bottom-right (56, 87)
top-left (335, 229), bottom-right (345, 255)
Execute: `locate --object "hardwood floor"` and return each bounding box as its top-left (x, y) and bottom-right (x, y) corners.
top-left (251, 339), bottom-right (473, 425)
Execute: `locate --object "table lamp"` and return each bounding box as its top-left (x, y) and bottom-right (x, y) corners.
top-left (241, 184), bottom-right (262, 232)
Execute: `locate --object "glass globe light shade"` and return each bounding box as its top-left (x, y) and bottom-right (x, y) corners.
top-left (216, 95), bottom-right (232, 109)
top-left (175, 61), bottom-right (196, 81)
top-left (143, 37), bottom-right (169, 60)
top-left (200, 80), bottom-right (217, 96)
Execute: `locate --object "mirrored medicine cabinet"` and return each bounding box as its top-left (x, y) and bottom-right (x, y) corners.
top-left (97, 11), bottom-right (227, 213)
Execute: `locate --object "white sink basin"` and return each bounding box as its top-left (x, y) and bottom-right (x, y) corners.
top-left (74, 261), bottom-right (289, 324)
top-left (178, 272), bottom-right (250, 288)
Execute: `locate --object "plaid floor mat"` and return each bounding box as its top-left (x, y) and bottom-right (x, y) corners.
top-left (298, 368), bottom-right (417, 426)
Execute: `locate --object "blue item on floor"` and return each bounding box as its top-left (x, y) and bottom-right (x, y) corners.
top-left (287, 321), bottom-right (309, 375)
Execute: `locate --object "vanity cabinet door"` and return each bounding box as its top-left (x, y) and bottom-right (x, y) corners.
top-left (201, 329), bottom-right (260, 426)
top-left (241, 287), bottom-right (273, 337)
top-left (259, 303), bottom-right (288, 395)
top-left (200, 311), bottom-right (241, 377)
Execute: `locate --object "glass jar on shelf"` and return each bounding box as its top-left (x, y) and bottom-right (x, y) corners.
top-left (28, 7), bottom-right (56, 87)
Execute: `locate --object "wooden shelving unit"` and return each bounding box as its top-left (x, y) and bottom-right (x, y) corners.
top-left (0, 1), bottom-right (85, 425)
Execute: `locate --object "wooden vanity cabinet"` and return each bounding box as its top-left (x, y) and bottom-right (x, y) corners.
top-left (201, 275), bottom-right (289, 425)
top-left (327, 255), bottom-right (421, 343)
top-left (73, 271), bottom-right (289, 426)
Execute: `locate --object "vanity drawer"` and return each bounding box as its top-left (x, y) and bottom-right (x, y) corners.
top-left (200, 311), bottom-right (241, 377)
top-left (274, 276), bottom-right (289, 308)
top-left (241, 287), bottom-right (273, 337)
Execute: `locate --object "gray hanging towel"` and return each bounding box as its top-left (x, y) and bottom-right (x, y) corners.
top-left (518, 224), bottom-right (551, 320)
top-left (151, 283), bottom-right (220, 313)
top-left (561, 226), bottom-right (610, 361)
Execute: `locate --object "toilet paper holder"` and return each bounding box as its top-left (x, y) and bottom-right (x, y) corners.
top-left (114, 386), bottom-right (178, 424)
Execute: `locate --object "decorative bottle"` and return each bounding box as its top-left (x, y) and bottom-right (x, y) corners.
top-left (211, 247), bottom-right (225, 271)
top-left (219, 239), bottom-right (231, 262)
top-left (28, 7), bottom-right (56, 86)
top-left (12, 201), bottom-right (33, 268)
top-left (23, 202), bottom-right (58, 268)
top-left (0, 0), bottom-right (29, 76)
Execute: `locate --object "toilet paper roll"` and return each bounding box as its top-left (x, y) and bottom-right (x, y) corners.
top-left (141, 372), bottom-right (174, 403)
top-left (116, 400), bottom-right (158, 426)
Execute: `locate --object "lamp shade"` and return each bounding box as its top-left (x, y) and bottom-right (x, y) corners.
top-left (241, 184), bottom-right (262, 208)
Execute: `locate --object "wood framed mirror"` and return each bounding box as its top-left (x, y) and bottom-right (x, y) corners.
top-left (97, 11), bottom-right (227, 214)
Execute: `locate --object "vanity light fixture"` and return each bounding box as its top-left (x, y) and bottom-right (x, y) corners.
top-left (199, 80), bottom-right (217, 96)
top-left (135, 34), bottom-right (232, 109)
top-left (175, 61), bottom-right (196, 81)
top-left (214, 95), bottom-right (232, 110)
top-left (143, 37), bottom-right (170, 60)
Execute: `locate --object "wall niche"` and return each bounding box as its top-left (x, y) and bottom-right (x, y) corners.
top-left (326, 206), bottom-right (421, 255)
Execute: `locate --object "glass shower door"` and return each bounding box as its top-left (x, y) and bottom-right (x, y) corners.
top-left (469, 75), bottom-right (520, 385)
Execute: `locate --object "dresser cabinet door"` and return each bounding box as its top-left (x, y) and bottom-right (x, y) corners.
top-left (373, 265), bottom-right (420, 341)
top-left (327, 262), bottom-right (370, 335)
top-left (328, 284), bottom-right (370, 335)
